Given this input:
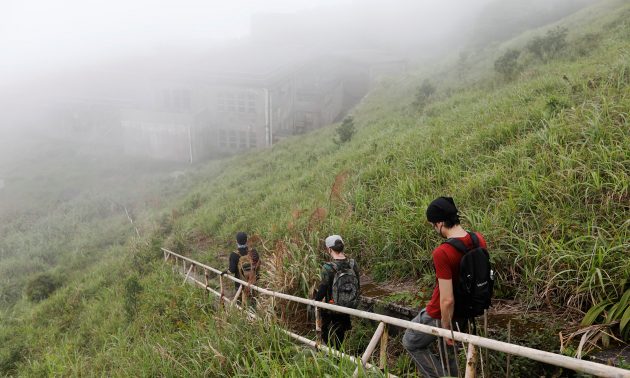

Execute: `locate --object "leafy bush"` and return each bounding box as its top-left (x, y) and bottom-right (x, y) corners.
top-left (0, 342), bottom-right (25, 376)
top-left (572, 32), bottom-right (601, 57)
top-left (25, 273), bottom-right (60, 302)
top-left (581, 289), bottom-right (630, 340)
top-left (414, 79), bottom-right (436, 109)
top-left (334, 116), bottom-right (356, 145)
top-left (494, 49), bottom-right (521, 80)
top-left (526, 27), bottom-right (568, 62)
top-left (124, 275), bottom-right (143, 321)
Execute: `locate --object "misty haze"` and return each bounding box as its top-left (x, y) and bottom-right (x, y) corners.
top-left (1, 0), bottom-right (628, 376)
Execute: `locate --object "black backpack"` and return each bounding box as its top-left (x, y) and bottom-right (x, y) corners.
top-left (330, 259), bottom-right (360, 309)
top-left (444, 232), bottom-right (493, 318)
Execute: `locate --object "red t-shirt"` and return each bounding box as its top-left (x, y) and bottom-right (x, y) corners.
top-left (425, 232), bottom-right (487, 319)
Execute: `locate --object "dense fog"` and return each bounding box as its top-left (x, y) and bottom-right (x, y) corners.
top-left (0, 0), bottom-right (597, 161)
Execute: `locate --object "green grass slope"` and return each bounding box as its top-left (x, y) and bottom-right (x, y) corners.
top-left (1, 0), bottom-right (629, 375)
top-left (169, 0), bottom-right (629, 309)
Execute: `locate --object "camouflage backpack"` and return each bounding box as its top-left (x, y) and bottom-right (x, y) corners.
top-left (330, 259), bottom-right (360, 308)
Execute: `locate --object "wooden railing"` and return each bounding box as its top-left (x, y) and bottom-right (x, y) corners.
top-left (162, 248), bottom-right (630, 378)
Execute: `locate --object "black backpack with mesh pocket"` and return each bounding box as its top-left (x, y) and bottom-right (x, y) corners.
top-left (444, 232), bottom-right (493, 318)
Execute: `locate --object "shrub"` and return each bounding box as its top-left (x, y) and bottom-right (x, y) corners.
top-left (494, 49), bottom-right (521, 81)
top-left (25, 273), bottom-right (60, 302)
top-left (526, 27), bottom-right (568, 62)
top-left (414, 79), bottom-right (436, 109)
top-left (124, 275), bottom-right (143, 321)
top-left (0, 342), bottom-right (25, 376)
top-left (581, 289), bottom-right (630, 341)
top-left (334, 116), bottom-right (356, 145)
top-left (572, 32), bottom-right (601, 57)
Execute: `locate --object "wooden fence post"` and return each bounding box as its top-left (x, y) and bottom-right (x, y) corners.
top-left (231, 285), bottom-right (243, 307)
top-left (219, 275), bottom-right (225, 308)
top-left (182, 264), bottom-right (194, 285)
top-left (380, 324), bottom-right (389, 370)
top-left (353, 322), bottom-right (386, 377)
top-left (315, 306), bottom-right (322, 345)
top-left (465, 343), bottom-right (478, 378)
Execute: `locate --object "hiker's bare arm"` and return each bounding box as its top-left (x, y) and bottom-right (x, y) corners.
top-left (438, 278), bottom-right (454, 329)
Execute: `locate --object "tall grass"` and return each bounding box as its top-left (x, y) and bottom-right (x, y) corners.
top-left (1, 1), bottom-right (629, 375)
top-left (3, 264), bottom-right (375, 377)
top-left (164, 25), bottom-right (629, 313)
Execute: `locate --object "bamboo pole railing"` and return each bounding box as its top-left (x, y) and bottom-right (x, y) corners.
top-left (163, 248), bottom-right (392, 377)
top-left (162, 248), bottom-right (630, 378)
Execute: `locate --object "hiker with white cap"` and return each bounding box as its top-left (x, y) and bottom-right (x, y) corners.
top-left (313, 234), bottom-right (361, 347)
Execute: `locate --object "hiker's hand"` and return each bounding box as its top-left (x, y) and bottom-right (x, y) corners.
top-left (445, 337), bottom-right (454, 346)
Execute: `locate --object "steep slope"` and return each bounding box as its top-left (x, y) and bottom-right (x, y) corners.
top-left (166, 0), bottom-right (629, 309)
top-left (1, 0), bottom-right (628, 375)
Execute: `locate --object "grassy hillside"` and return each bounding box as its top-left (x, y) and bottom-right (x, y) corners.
top-left (1, 0), bottom-right (629, 375)
top-left (168, 0), bottom-right (629, 309)
top-left (0, 140), bottom-right (198, 308)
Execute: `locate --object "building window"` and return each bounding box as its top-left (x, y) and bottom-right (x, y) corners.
top-left (249, 131), bottom-right (257, 148)
top-left (297, 92), bottom-right (315, 102)
top-left (217, 91), bottom-right (255, 114)
top-left (218, 129), bottom-right (227, 147)
top-left (228, 130), bottom-right (237, 148)
top-left (217, 94), bottom-right (226, 112)
top-left (239, 131), bottom-right (247, 149)
top-left (226, 93), bottom-right (235, 112)
top-left (304, 112), bottom-right (315, 128)
top-left (163, 89), bottom-right (190, 111)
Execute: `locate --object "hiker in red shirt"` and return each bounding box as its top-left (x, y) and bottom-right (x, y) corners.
top-left (402, 196), bottom-right (488, 378)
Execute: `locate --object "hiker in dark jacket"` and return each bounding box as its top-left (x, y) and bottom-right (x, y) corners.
top-left (226, 232), bottom-right (260, 290)
top-left (313, 234), bottom-right (360, 347)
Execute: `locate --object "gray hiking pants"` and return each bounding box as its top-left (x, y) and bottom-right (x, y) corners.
top-left (402, 308), bottom-right (466, 378)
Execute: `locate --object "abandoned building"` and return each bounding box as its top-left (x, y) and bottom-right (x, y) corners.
top-left (41, 45), bottom-right (405, 163)
top-left (120, 47), bottom-right (405, 162)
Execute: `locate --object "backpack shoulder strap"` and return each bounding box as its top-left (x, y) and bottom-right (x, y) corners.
top-left (444, 238), bottom-right (468, 254)
top-left (468, 231), bottom-right (480, 248)
top-left (323, 262), bottom-right (337, 277)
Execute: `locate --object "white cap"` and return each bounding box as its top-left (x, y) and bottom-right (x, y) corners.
top-left (325, 235), bottom-right (343, 248)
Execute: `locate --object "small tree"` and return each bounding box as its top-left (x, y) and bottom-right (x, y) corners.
top-left (494, 49), bottom-right (521, 81)
top-left (334, 116), bottom-right (355, 145)
top-left (457, 51), bottom-right (470, 80)
top-left (414, 79), bottom-right (436, 110)
top-left (124, 275), bottom-right (143, 321)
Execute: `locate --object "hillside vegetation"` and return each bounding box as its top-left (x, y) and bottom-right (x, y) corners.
top-left (1, 0), bottom-right (629, 375)
top-left (166, 0), bottom-right (629, 312)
